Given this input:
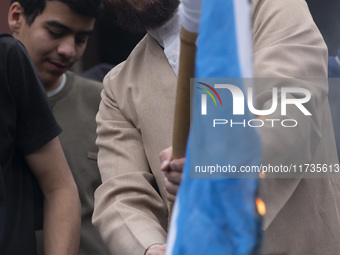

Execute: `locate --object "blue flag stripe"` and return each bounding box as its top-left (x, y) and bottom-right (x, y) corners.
top-left (167, 0), bottom-right (262, 254)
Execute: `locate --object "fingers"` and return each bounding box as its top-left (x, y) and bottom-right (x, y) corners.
top-left (169, 158), bottom-right (185, 172)
top-left (145, 244), bottom-right (166, 255)
top-left (164, 158), bottom-right (184, 201)
top-left (166, 191), bottom-right (176, 203)
top-left (159, 146), bottom-right (185, 172)
top-left (164, 178), bottom-right (177, 203)
top-left (160, 147), bottom-right (173, 172)
top-left (164, 171), bottom-right (182, 202)
top-left (164, 169), bottom-right (182, 184)
top-left (164, 176), bottom-right (179, 194)
top-left (159, 146), bottom-right (186, 203)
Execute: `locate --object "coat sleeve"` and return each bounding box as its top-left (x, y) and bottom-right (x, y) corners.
top-left (92, 66), bottom-right (168, 255)
top-left (252, 0), bottom-right (337, 230)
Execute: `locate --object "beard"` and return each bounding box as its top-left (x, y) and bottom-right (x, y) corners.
top-left (106, 0), bottom-right (180, 33)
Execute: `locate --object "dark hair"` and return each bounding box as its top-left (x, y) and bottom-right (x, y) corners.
top-left (11, 0), bottom-right (104, 25)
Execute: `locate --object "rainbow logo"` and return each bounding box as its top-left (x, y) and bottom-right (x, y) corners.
top-left (196, 82), bottom-right (223, 115)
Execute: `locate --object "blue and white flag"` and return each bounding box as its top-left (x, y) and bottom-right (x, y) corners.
top-left (167, 0), bottom-right (262, 254)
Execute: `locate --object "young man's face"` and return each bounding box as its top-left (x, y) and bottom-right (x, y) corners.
top-left (10, 1), bottom-right (95, 89)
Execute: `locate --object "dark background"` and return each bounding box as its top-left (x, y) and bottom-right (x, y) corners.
top-left (306, 0), bottom-right (340, 56)
top-left (81, 0), bottom-right (340, 72)
top-left (1, 0), bottom-right (339, 72)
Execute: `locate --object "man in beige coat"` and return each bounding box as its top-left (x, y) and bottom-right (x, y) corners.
top-left (93, 0), bottom-right (340, 254)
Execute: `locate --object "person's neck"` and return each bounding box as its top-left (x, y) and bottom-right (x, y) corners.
top-left (45, 74), bottom-right (64, 92)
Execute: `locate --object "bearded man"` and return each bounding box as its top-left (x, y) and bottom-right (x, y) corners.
top-left (93, 0), bottom-right (340, 254)
top-left (93, 1), bottom-right (180, 254)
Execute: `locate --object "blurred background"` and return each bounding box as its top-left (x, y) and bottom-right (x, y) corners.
top-left (1, 0), bottom-right (339, 74)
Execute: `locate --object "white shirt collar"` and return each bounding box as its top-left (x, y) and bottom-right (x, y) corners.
top-left (148, 9), bottom-right (180, 76)
top-left (47, 73), bottom-right (67, 98)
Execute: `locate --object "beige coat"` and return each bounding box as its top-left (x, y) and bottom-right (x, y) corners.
top-left (93, 0), bottom-right (340, 254)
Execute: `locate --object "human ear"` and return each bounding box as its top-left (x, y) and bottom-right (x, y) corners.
top-left (8, 2), bottom-right (26, 34)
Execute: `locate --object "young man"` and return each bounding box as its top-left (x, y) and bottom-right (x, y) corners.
top-left (0, 33), bottom-right (80, 255)
top-left (93, 0), bottom-right (340, 254)
top-left (8, 1), bottom-right (110, 254)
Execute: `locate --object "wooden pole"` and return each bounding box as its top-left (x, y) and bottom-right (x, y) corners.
top-left (169, 27), bottom-right (197, 222)
top-left (172, 27), bottom-right (198, 159)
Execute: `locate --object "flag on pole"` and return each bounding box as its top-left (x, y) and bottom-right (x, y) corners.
top-left (167, 0), bottom-right (263, 254)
